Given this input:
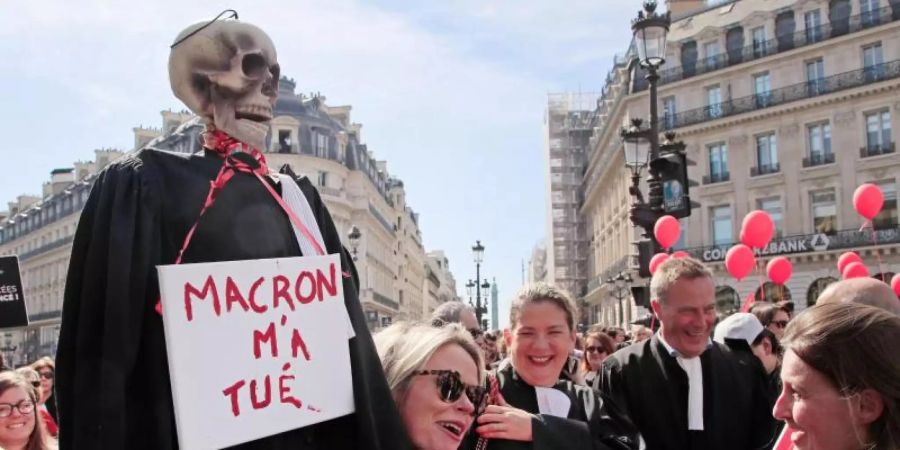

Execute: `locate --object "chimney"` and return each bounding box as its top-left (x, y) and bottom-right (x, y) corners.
top-left (50, 168), bottom-right (75, 195)
top-left (667, 0), bottom-right (707, 18)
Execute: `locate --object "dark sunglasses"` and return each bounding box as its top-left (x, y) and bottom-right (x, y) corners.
top-left (771, 320), bottom-right (789, 329)
top-left (585, 346), bottom-right (607, 354)
top-left (413, 369), bottom-right (487, 416)
top-left (39, 371), bottom-right (54, 380)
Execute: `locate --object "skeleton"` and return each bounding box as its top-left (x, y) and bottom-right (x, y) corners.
top-left (169, 20), bottom-right (280, 151)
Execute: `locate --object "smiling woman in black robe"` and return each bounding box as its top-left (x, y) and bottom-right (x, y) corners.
top-left (462, 283), bottom-right (641, 450)
top-left (55, 148), bottom-right (412, 450)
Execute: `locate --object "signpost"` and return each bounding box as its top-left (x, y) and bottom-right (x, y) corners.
top-left (0, 256), bottom-right (28, 329)
top-left (158, 254), bottom-right (355, 449)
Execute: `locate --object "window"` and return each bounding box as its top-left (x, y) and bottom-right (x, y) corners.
top-left (758, 197), bottom-right (784, 237)
top-left (865, 110), bottom-right (893, 154)
top-left (703, 41), bottom-right (721, 69)
top-left (754, 72), bottom-right (772, 107)
top-left (805, 10), bottom-right (823, 42)
top-left (752, 27), bottom-right (767, 57)
top-left (860, 0), bottom-right (880, 26)
top-left (863, 43), bottom-right (884, 80)
top-left (278, 130), bottom-right (292, 154)
top-left (806, 59), bottom-right (825, 95)
top-left (711, 206), bottom-right (733, 246)
top-left (662, 96), bottom-right (676, 129)
top-left (313, 132), bottom-right (328, 157)
top-left (708, 143), bottom-right (728, 183)
top-left (755, 133), bottom-right (779, 175)
top-left (318, 171), bottom-right (328, 188)
top-left (873, 180), bottom-right (898, 229)
top-left (806, 122), bottom-right (833, 165)
top-left (811, 189), bottom-right (837, 234)
top-left (674, 217), bottom-right (688, 249)
top-left (707, 85), bottom-right (722, 118)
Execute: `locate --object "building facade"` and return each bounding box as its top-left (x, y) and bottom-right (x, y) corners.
top-left (578, 0), bottom-right (900, 327)
top-left (0, 77), bottom-right (458, 365)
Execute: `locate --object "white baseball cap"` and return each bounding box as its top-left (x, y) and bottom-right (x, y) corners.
top-left (714, 313), bottom-right (764, 347)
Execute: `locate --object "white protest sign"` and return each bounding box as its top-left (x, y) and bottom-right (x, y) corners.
top-left (158, 254), bottom-right (355, 450)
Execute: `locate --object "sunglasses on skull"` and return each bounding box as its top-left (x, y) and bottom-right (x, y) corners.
top-left (412, 369), bottom-right (488, 416)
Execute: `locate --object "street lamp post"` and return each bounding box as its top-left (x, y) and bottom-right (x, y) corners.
top-left (625, 0), bottom-right (671, 242)
top-left (606, 272), bottom-right (633, 327)
top-left (471, 240), bottom-right (490, 325)
top-left (347, 225), bottom-right (362, 261)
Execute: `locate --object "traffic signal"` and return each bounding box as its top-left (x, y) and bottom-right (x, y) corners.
top-left (631, 285), bottom-right (650, 309)
top-left (650, 148), bottom-right (692, 219)
top-left (635, 239), bottom-right (659, 278)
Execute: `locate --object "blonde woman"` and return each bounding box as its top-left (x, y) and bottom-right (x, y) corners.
top-left (375, 322), bottom-right (486, 450)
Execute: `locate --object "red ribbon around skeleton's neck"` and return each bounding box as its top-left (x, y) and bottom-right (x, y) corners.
top-left (154, 129), bottom-right (325, 315)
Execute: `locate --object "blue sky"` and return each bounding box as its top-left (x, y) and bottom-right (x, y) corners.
top-left (0, 0), bottom-right (637, 327)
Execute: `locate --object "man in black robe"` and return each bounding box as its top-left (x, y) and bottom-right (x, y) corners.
top-left (54, 17), bottom-right (411, 450)
top-left (599, 258), bottom-right (775, 450)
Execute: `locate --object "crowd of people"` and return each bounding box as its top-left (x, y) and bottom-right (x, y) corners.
top-left (2, 256), bottom-right (899, 449)
top-left (379, 256), bottom-right (900, 450)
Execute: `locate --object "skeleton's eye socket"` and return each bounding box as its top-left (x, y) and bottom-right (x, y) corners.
top-left (242, 53), bottom-right (267, 79)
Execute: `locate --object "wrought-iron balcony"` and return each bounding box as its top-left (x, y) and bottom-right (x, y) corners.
top-left (802, 152), bottom-right (835, 167)
top-left (663, 60), bottom-right (900, 130)
top-left (634, 5), bottom-right (900, 91)
top-left (702, 172), bottom-right (730, 185)
top-left (860, 142), bottom-right (896, 158)
top-left (751, 163), bottom-right (780, 177)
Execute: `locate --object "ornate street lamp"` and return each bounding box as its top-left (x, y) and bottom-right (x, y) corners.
top-left (632, 1), bottom-right (670, 69)
top-left (606, 272), bottom-right (634, 327)
top-left (347, 225), bottom-right (362, 261)
top-left (471, 241), bottom-right (488, 325)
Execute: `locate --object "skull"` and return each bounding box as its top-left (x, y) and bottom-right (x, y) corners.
top-left (169, 20), bottom-right (280, 151)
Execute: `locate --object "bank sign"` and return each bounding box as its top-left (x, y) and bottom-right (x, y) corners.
top-left (694, 233), bottom-right (831, 262)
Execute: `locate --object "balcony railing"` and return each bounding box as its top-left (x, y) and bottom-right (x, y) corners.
top-left (664, 60), bottom-right (900, 129)
top-left (703, 172), bottom-right (731, 185)
top-left (802, 152), bottom-right (836, 167)
top-left (860, 142), bottom-right (897, 158)
top-left (751, 163), bottom-right (780, 177)
top-left (635, 4), bottom-right (900, 90)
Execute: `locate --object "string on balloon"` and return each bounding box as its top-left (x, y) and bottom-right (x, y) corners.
top-left (853, 183), bottom-right (886, 283)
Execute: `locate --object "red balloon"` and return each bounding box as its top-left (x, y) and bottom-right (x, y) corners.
top-left (672, 251), bottom-right (689, 259)
top-left (649, 253), bottom-right (670, 275)
top-left (740, 210), bottom-right (775, 249)
top-left (654, 215), bottom-right (681, 249)
top-left (766, 257), bottom-right (793, 285)
top-left (853, 183), bottom-right (884, 220)
top-left (837, 252), bottom-right (863, 274)
top-left (891, 273), bottom-right (900, 297)
top-left (725, 244), bottom-right (756, 281)
top-left (842, 261), bottom-right (870, 279)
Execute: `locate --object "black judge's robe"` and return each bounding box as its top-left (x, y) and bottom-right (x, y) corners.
top-left (55, 148), bottom-right (413, 450)
top-left (462, 360), bottom-right (641, 450)
top-left (599, 335), bottom-right (775, 450)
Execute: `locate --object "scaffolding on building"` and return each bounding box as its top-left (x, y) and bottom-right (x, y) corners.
top-left (545, 92), bottom-right (600, 303)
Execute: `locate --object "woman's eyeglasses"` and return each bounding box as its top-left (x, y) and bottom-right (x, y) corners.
top-left (39, 371), bottom-right (54, 380)
top-left (412, 369), bottom-right (487, 416)
top-left (0, 400), bottom-right (35, 418)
